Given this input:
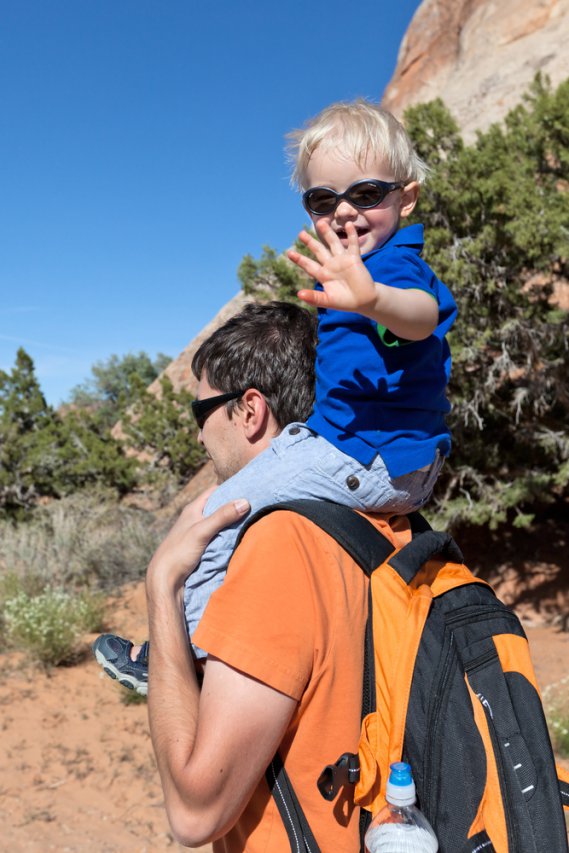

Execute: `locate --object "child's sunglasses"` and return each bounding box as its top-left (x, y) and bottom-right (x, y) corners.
top-left (302, 179), bottom-right (404, 216)
top-left (191, 390), bottom-right (246, 429)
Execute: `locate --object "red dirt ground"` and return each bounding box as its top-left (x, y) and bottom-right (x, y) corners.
top-left (1, 578), bottom-right (567, 851)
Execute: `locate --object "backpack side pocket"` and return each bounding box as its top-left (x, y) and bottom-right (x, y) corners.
top-left (462, 635), bottom-right (568, 853)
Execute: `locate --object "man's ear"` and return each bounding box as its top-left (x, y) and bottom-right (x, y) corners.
top-left (399, 181), bottom-right (420, 220)
top-left (239, 389), bottom-right (271, 441)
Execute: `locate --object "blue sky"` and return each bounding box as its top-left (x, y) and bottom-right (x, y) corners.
top-left (1, 0), bottom-right (421, 405)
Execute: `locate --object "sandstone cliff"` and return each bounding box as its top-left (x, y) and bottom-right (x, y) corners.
top-left (382, 0), bottom-right (569, 140)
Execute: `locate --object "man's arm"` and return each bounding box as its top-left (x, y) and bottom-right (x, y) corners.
top-left (288, 220), bottom-right (438, 341)
top-left (146, 494), bottom-right (296, 847)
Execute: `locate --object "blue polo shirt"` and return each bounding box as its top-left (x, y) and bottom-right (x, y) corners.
top-left (306, 224), bottom-right (457, 478)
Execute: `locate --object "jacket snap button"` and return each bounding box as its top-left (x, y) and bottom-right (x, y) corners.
top-left (346, 475), bottom-right (360, 491)
top-left (289, 427), bottom-right (301, 435)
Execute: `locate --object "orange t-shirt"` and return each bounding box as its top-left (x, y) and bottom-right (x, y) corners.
top-left (193, 509), bottom-right (411, 853)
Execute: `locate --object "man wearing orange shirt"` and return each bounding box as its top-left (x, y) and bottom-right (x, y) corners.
top-left (145, 302), bottom-right (410, 852)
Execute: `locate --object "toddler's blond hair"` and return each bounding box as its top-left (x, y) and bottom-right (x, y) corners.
top-left (287, 98), bottom-right (429, 190)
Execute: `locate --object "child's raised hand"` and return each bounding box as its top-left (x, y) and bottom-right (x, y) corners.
top-left (287, 220), bottom-right (378, 314)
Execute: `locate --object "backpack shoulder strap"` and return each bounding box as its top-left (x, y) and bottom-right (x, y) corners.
top-left (388, 530), bottom-right (464, 584)
top-left (236, 498), bottom-right (428, 576)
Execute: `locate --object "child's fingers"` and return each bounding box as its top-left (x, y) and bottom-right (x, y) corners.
top-left (295, 229), bottom-right (330, 263)
top-left (345, 221), bottom-right (362, 256)
top-left (287, 249), bottom-right (324, 281)
top-left (297, 288), bottom-right (334, 308)
top-left (315, 220), bottom-right (347, 256)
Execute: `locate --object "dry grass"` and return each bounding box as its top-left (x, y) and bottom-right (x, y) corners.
top-left (0, 489), bottom-right (164, 593)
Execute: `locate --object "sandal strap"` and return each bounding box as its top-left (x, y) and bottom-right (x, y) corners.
top-left (137, 641), bottom-right (150, 665)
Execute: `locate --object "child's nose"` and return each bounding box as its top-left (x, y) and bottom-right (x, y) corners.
top-left (334, 199), bottom-right (358, 220)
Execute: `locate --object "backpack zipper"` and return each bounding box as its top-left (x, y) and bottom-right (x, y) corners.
top-left (444, 604), bottom-right (515, 630)
top-left (463, 647), bottom-right (499, 674)
top-left (423, 627), bottom-right (457, 822)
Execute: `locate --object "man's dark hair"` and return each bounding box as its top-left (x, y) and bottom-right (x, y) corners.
top-left (191, 301), bottom-right (317, 428)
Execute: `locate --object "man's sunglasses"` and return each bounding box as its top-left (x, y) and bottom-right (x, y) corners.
top-left (302, 178), bottom-right (404, 216)
top-left (191, 391), bottom-right (246, 429)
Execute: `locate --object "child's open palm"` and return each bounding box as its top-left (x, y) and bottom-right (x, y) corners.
top-left (287, 221), bottom-right (378, 314)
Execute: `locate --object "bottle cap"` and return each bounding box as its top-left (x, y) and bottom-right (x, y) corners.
top-left (385, 761), bottom-right (416, 806)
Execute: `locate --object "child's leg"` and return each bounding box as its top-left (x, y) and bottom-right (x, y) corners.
top-left (94, 426), bottom-right (314, 690)
top-left (184, 425), bottom-right (443, 656)
top-left (94, 424), bottom-right (444, 687)
top-left (316, 445), bottom-right (446, 515)
top-left (185, 423), bottom-right (352, 657)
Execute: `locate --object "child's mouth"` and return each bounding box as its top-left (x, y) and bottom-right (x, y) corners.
top-left (336, 226), bottom-right (369, 240)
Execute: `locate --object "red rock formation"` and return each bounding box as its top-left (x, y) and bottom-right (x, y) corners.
top-left (382, 0), bottom-right (569, 139)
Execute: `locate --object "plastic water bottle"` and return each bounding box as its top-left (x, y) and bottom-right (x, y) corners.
top-left (365, 762), bottom-right (438, 853)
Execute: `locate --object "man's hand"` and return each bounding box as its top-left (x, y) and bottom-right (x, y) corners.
top-left (146, 488), bottom-right (250, 596)
top-left (288, 220), bottom-right (377, 314)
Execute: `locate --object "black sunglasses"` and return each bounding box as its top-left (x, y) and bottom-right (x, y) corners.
top-left (302, 178), bottom-right (404, 216)
top-left (191, 390), bottom-right (246, 429)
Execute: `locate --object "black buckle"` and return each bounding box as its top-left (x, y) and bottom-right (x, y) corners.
top-left (317, 752), bottom-right (360, 801)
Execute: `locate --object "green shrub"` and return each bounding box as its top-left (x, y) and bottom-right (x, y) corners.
top-left (68, 350), bottom-right (172, 430)
top-left (0, 568), bottom-right (41, 603)
top-left (403, 75), bottom-right (569, 530)
top-left (121, 374), bottom-right (206, 484)
top-left (0, 490), bottom-right (161, 668)
top-left (3, 587), bottom-right (105, 666)
top-left (238, 239), bottom-right (313, 302)
top-left (0, 349), bottom-right (138, 518)
top-left (0, 346), bottom-right (208, 519)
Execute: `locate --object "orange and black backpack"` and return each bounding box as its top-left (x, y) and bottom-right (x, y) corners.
top-left (240, 500), bottom-right (569, 852)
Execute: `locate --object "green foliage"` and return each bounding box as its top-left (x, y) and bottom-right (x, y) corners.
top-left (403, 74), bottom-right (569, 529)
top-left (405, 97), bottom-right (464, 171)
top-left (3, 587), bottom-right (105, 666)
top-left (68, 350), bottom-right (205, 490)
top-left (121, 375), bottom-right (206, 482)
top-left (69, 351), bottom-right (171, 430)
top-left (0, 346), bottom-right (202, 518)
top-left (0, 349), bottom-right (55, 512)
top-left (0, 350), bottom-right (138, 517)
top-left (238, 236), bottom-right (313, 302)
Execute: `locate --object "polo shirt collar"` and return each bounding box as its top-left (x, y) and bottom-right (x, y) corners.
top-left (362, 223), bottom-right (424, 262)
